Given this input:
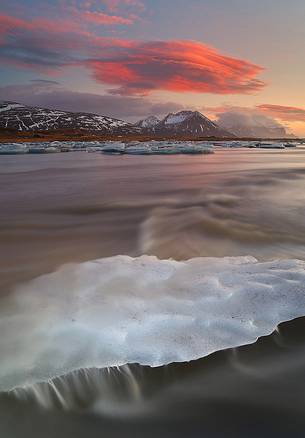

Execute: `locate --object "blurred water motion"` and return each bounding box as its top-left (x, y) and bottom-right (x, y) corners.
top-left (1, 147), bottom-right (305, 293)
top-left (1, 147), bottom-right (305, 437)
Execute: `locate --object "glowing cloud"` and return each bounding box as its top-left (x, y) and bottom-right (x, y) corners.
top-left (258, 104), bottom-right (305, 122)
top-left (0, 13), bottom-right (265, 96)
top-left (87, 40), bottom-right (265, 95)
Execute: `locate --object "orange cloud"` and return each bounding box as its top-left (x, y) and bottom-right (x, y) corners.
top-left (257, 104), bottom-right (305, 122)
top-left (87, 40), bottom-right (265, 95)
top-left (0, 13), bottom-right (265, 96)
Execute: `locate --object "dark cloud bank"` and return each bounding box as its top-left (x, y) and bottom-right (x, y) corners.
top-left (0, 81), bottom-right (183, 121)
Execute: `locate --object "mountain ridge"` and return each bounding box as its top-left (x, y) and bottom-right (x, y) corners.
top-left (135, 110), bottom-right (233, 138)
top-left (134, 115), bottom-right (160, 129)
top-left (0, 102), bottom-right (245, 138)
top-left (0, 101), bottom-right (295, 139)
top-left (0, 101), bottom-right (138, 135)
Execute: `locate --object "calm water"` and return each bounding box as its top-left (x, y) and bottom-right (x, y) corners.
top-left (1, 147), bottom-right (305, 437)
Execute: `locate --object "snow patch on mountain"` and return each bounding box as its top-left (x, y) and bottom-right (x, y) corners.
top-left (164, 112), bottom-right (191, 125)
top-left (135, 116), bottom-right (160, 129)
top-left (0, 101), bottom-right (137, 134)
top-left (0, 103), bottom-right (25, 113)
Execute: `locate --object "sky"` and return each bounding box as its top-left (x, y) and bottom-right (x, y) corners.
top-left (0, 0), bottom-right (305, 135)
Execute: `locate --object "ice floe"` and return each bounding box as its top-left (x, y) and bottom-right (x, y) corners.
top-left (1, 255), bottom-right (305, 391)
top-left (0, 140), bottom-right (301, 155)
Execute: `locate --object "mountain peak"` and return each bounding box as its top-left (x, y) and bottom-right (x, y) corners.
top-left (0, 102), bottom-right (26, 113)
top-left (138, 110), bottom-right (233, 137)
top-left (163, 111), bottom-right (194, 125)
top-left (135, 115), bottom-right (160, 129)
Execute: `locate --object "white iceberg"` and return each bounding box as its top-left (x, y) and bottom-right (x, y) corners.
top-left (115, 141), bottom-right (214, 155)
top-left (0, 143), bottom-right (29, 154)
top-left (1, 255), bottom-right (305, 391)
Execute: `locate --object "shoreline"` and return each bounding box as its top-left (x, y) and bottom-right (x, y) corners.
top-left (0, 129), bottom-right (302, 144)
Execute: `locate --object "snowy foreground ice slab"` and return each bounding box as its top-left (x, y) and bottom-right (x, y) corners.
top-left (1, 255), bottom-right (305, 391)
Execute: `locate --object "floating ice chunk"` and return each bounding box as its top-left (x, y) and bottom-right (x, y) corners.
top-left (149, 142), bottom-right (213, 155)
top-left (99, 142), bottom-right (126, 154)
top-left (0, 140), bottom-right (214, 155)
top-left (0, 143), bottom-right (29, 154)
top-left (1, 255), bottom-right (305, 391)
top-left (100, 142), bottom-right (214, 155)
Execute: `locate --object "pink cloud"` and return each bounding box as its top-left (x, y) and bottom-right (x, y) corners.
top-left (81, 10), bottom-right (134, 25)
top-left (257, 104), bottom-right (305, 122)
top-left (101, 0), bottom-right (145, 14)
top-left (0, 13), bottom-right (84, 36)
top-left (87, 40), bottom-right (265, 95)
top-left (0, 13), bottom-right (265, 96)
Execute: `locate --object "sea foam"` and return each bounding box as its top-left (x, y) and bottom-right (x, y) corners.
top-left (1, 255), bottom-right (305, 392)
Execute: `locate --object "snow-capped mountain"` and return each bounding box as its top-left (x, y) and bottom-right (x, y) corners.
top-left (135, 115), bottom-right (160, 129)
top-left (136, 111), bottom-right (233, 137)
top-left (0, 102), bottom-right (234, 138)
top-left (0, 101), bottom-right (137, 134)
